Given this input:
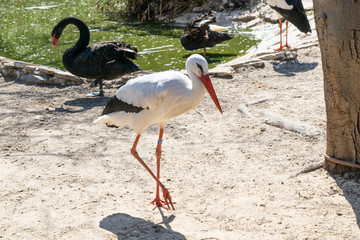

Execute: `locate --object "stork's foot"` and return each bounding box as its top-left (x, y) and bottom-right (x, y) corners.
top-left (151, 188), bottom-right (175, 210)
top-left (151, 198), bottom-right (169, 210)
top-left (274, 44), bottom-right (291, 52)
top-left (86, 90), bottom-right (104, 97)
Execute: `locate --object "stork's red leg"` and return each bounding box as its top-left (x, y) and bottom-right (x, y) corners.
top-left (275, 17), bottom-right (283, 51)
top-left (130, 134), bottom-right (175, 210)
top-left (283, 20), bottom-right (290, 49)
top-left (151, 127), bottom-right (169, 209)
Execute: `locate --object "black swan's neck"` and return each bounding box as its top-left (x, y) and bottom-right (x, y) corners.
top-left (57, 17), bottom-right (90, 56)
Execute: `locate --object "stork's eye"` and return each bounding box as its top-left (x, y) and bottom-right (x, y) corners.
top-left (196, 63), bottom-right (204, 74)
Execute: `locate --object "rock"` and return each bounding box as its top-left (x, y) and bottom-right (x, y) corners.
top-left (246, 17), bottom-right (263, 28)
top-left (2, 62), bottom-right (16, 69)
top-left (230, 59), bottom-right (265, 69)
top-left (14, 61), bottom-right (27, 69)
top-left (54, 70), bottom-right (82, 82)
top-left (257, 50), bottom-right (298, 61)
top-left (24, 65), bottom-right (37, 74)
top-left (209, 66), bottom-right (233, 78)
top-left (258, 52), bottom-right (286, 60)
top-left (1, 68), bottom-right (16, 77)
top-left (233, 15), bottom-right (256, 22)
top-left (14, 70), bottom-right (23, 79)
top-left (21, 74), bottom-right (49, 84)
top-left (38, 66), bottom-right (57, 75)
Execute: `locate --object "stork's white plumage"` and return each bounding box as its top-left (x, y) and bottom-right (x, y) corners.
top-left (94, 54), bottom-right (223, 210)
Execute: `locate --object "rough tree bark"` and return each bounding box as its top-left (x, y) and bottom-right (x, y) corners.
top-left (314, 0), bottom-right (360, 174)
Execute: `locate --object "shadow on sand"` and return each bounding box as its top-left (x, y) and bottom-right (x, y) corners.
top-left (331, 172), bottom-right (360, 228)
top-left (58, 96), bottom-right (111, 113)
top-left (100, 211), bottom-right (186, 240)
top-left (272, 59), bottom-right (318, 77)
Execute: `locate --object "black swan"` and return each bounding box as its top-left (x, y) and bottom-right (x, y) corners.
top-left (268, 0), bottom-right (311, 50)
top-left (52, 17), bottom-right (140, 97)
top-left (180, 11), bottom-right (234, 56)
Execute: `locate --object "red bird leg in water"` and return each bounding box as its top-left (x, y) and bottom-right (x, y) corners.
top-left (130, 131), bottom-right (175, 210)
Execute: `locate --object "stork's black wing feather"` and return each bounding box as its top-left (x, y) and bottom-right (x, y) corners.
top-left (101, 82), bottom-right (146, 115)
top-left (270, 0), bottom-right (311, 33)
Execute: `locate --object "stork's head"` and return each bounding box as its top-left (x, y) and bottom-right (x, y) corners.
top-left (186, 54), bottom-right (223, 114)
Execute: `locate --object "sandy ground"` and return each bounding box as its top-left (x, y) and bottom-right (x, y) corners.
top-left (1, 44), bottom-right (360, 240)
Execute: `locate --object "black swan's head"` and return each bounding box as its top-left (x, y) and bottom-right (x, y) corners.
top-left (51, 19), bottom-right (66, 48)
top-left (51, 17), bottom-right (88, 48)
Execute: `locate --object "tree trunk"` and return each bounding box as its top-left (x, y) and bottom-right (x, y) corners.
top-left (314, 0), bottom-right (360, 174)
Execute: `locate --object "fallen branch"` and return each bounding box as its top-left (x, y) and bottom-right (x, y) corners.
top-left (237, 104), bottom-right (253, 118)
top-left (246, 97), bottom-right (273, 106)
top-left (290, 161), bottom-right (324, 178)
top-left (256, 109), bottom-right (321, 137)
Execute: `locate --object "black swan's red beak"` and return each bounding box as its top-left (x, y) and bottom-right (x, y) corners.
top-left (52, 35), bottom-right (58, 48)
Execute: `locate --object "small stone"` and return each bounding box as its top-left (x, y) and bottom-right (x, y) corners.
top-left (233, 15), bottom-right (256, 22)
top-left (1, 68), bottom-right (16, 77)
top-left (259, 52), bottom-right (286, 60)
top-left (21, 74), bottom-right (49, 84)
top-left (14, 61), bottom-right (27, 69)
top-left (38, 66), bottom-right (57, 75)
top-left (54, 70), bottom-right (80, 81)
top-left (24, 65), bottom-right (37, 74)
top-left (209, 66), bottom-right (233, 78)
top-left (246, 18), bottom-right (263, 28)
top-left (2, 62), bottom-right (16, 69)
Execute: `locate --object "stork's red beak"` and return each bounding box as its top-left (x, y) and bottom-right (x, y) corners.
top-left (52, 35), bottom-right (58, 48)
top-left (199, 74), bottom-right (223, 114)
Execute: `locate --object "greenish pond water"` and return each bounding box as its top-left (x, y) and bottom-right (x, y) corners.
top-left (0, 0), bottom-right (260, 72)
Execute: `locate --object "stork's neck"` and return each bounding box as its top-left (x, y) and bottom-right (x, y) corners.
top-left (187, 69), bottom-right (206, 103)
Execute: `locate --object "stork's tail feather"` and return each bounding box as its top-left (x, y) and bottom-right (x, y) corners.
top-left (94, 112), bottom-right (131, 128)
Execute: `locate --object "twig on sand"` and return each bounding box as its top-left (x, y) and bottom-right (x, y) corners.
top-left (290, 161), bottom-right (324, 178)
top-left (246, 97), bottom-right (273, 106)
top-left (237, 97), bottom-right (273, 118)
top-left (196, 110), bottom-right (207, 122)
top-left (237, 104), bottom-right (253, 118)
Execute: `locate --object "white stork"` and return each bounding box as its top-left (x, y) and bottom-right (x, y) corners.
top-left (94, 54), bottom-right (223, 210)
top-left (268, 0), bottom-right (311, 50)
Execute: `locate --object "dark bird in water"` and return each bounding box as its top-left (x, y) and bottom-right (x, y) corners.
top-left (51, 17), bottom-right (140, 97)
top-left (180, 11), bottom-right (234, 56)
top-left (268, 0), bottom-right (311, 51)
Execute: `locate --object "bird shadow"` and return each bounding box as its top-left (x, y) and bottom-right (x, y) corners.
top-left (99, 211), bottom-right (187, 240)
top-left (330, 171), bottom-right (360, 228)
top-left (59, 96), bottom-right (111, 113)
top-left (272, 59), bottom-right (318, 77)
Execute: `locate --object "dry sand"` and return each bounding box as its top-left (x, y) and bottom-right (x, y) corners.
top-left (1, 44), bottom-right (360, 240)
top-left (1, 6), bottom-right (360, 238)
